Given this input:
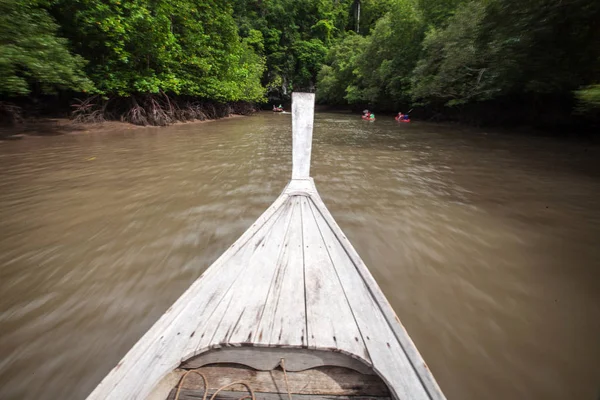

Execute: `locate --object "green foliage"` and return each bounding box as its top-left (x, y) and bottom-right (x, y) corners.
top-left (359, 3), bottom-right (424, 106)
top-left (318, 0), bottom-right (424, 108)
top-left (575, 85), bottom-right (600, 112)
top-left (317, 0), bottom-right (600, 121)
top-left (0, 0), bottom-right (91, 96)
top-left (51, 0), bottom-right (265, 101)
top-left (4, 0), bottom-right (600, 119)
top-left (232, 0), bottom-right (353, 96)
top-left (480, 0), bottom-right (600, 96)
top-left (354, 0), bottom-right (397, 34)
top-left (412, 0), bottom-right (600, 106)
top-left (292, 39), bottom-right (328, 90)
top-left (416, 0), bottom-right (466, 27)
top-left (411, 1), bottom-right (494, 106)
top-left (316, 33), bottom-right (366, 104)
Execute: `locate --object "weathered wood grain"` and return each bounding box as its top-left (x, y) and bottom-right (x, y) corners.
top-left (301, 197), bottom-right (369, 361)
top-left (166, 365), bottom-right (388, 396)
top-left (167, 391), bottom-right (390, 400)
top-left (207, 199), bottom-right (294, 346)
top-left (179, 201), bottom-right (292, 358)
top-left (253, 197), bottom-right (306, 347)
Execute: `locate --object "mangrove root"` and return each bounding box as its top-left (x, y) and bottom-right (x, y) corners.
top-left (0, 102), bottom-right (24, 125)
top-left (70, 94), bottom-right (256, 126)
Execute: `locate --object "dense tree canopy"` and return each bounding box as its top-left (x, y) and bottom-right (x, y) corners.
top-left (51, 0), bottom-right (265, 101)
top-left (412, 0), bottom-right (600, 107)
top-left (318, 0), bottom-right (426, 109)
top-left (1, 0), bottom-right (599, 124)
top-left (0, 0), bottom-right (91, 96)
top-left (232, 0), bottom-right (352, 97)
top-left (318, 0), bottom-right (600, 120)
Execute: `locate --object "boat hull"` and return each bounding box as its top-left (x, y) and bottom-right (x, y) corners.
top-left (86, 93), bottom-right (445, 400)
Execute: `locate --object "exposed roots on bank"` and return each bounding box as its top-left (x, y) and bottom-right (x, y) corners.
top-left (71, 93), bottom-right (258, 126)
top-left (0, 102), bottom-right (24, 125)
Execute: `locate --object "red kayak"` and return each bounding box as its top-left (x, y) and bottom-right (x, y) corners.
top-left (395, 116), bottom-right (410, 123)
top-left (362, 115), bottom-right (376, 121)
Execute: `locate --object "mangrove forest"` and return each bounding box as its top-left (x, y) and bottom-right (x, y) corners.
top-left (1, 0), bottom-right (599, 127)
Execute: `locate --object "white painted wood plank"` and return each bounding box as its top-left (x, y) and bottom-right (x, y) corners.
top-left (184, 199), bottom-right (292, 353)
top-left (211, 198), bottom-right (295, 345)
top-left (87, 194), bottom-right (291, 400)
top-left (308, 193), bottom-right (446, 400)
top-left (283, 178), bottom-right (317, 196)
top-left (301, 196), bottom-right (369, 361)
top-left (291, 93), bottom-right (315, 179)
top-left (253, 196), bottom-right (307, 347)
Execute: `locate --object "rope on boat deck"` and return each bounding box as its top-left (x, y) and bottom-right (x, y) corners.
top-left (208, 381), bottom-right (255, 400)
top-left (174, 370), bottom-right (208, 400)
top-left (173, 370), bottom-right (255, 400)
top-left (173, 358), bottom-right (294, 400)
top-left (280, 358), bottom-right (292, 400)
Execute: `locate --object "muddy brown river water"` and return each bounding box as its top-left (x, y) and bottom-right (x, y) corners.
top-left (0, 112), bottom-right (599, 399)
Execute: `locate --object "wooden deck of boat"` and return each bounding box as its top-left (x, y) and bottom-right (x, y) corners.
top-left (87, 93), bottom-right (445, 400)
top-left (164, 365), bottom-right (391, 399)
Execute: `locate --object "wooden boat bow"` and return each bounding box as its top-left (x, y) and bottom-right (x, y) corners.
top-left (87, 93), bottom-right (446, 400)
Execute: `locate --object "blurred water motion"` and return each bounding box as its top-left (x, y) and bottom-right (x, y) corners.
top-left (0, 113), bottom-right (599, 399)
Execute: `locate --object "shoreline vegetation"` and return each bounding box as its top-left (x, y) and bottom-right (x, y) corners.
top-left (1, 0), bottom-right (599, 133)
top-left (0, 113), bottom-right (248, 140)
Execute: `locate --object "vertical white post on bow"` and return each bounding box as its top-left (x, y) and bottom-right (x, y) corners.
top-left (291, 92), bottom-right (315, 179)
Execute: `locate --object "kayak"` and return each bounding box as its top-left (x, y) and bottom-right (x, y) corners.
top-left (395, 116), bottom-right (410, 123)
top-left (273, 108), bottom-right (284, 112)
top-left (362, 115), bottom-right (375, 121)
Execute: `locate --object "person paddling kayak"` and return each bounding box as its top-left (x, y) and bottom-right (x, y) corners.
top-left (361, 109), bottom-right (375, 120)
top-left (395, 111), bottom-right (411, 122)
